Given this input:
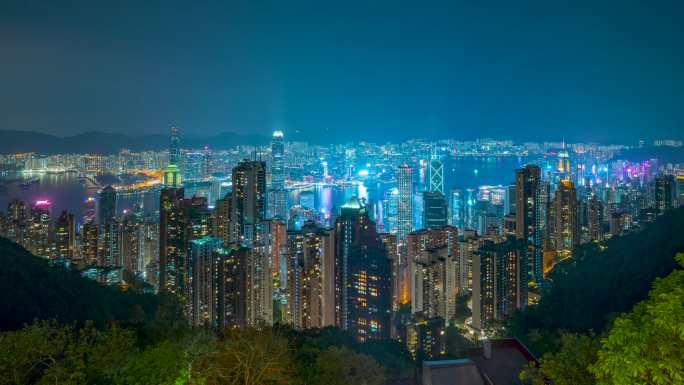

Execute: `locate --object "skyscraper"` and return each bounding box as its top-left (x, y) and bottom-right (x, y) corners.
top-left (422, 191), bottom-right (448, 229)
top-left (159, 187), bottom-right (186, 293)
top-left (99, 185), bottom-right (118, 266)
top-left (515, 165), bottom-right (543, 284)
top-left (334, 197), bottom-right (392, 341)
top-left (214, 245), bottom-right (249, 328)
top-left (551, 179), bottom-right (579, 256)
top-left (448, 189), bottom-right (464, 229)
top-left (213, 193), bottom-right (231, 244)
top-left (270, 130), bottom-right (287, 220)
top-left (27, 200), bottom-right (51, 258)
top-left (169, 126), bottom-right (180, 166)
top-left (54, 210), bottom-right (75, 260)
top-left (654, 174), bottom-right (675, 215)
top-left (428, 152), bottom-right (444, 194)
top-left (397, 164), bottom-right (413, 242)
top-left (163, 127), bottom-right (182, 187)
top-left (230, 160), bottom-right (267, 247)
top-left (6, 199), bottom-right (27, 246)
top-left (188, 236), bottom-right (224, 326)
top-left (472, 237), bottom-right (527, 332)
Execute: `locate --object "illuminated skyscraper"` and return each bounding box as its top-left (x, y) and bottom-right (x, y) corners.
top-left (422, 191), bottom-right (448, 229)
top-left (585, 191), bottom-right (603, 242)
top-left (270, 131), bottom-right (287, 220)
top-left (212, 193), bottom-right (231, 244)
top-left (6, 199), bottom-right (27, 246)
top-left (99, 185), bottom-right (118, 266)
top-left (428, 152), bottom-right (444, 194)
top-left (80, 222), bottom-right (99, 266)
top-left (551, 179), bottom-right (579, 256)
top-left (27, 200), bottom-right (51, 258)
top-left (472, 237), bottom-right (527, 332)
top-left (448, 189), bottom-right (464, 229)
top-left (230, 160), bottom-right (267, 247)
top-left (654, 174), bottom-right (675, 215)
top-left (397, 164), bottom-right (413, 242)
top-left (159, 187), bottom-right (186, 293)
top-left (169, 126), bottom-right (180, 166)
top-left (54, 210), bottom-right (75, 260)
top-left (183, 152), bottom-right (204, 182)
top-left (515, 165), bottom-right (543, 284)
top-left (214, 246), bottom-right (249, 328)
top-left (188, 236), bottom-right (224, 326)
top-left (334, 197), bottom-right (391, 341)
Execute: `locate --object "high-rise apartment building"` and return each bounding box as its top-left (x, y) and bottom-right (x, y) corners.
top-left (397, 164), bottom-right (413, 242)
top-left (515, 165), bottom-right (543, 284)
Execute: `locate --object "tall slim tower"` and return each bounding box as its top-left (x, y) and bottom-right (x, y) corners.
top-left (551, 179), bottom-right (579, 256)
top-left (270, 131), bottom-right (287, 220)
top-left (515, 165), bottom-right (543, 284)
top-left (397, 164), bottom-right (413, 242)
top-left (230, 160), bottom-right (267, 247)
top-left (159, 187), bottom-right (186, 293)
top-left (98, 185), bottom-right (118, 266)
top-left (169, 126), bottom-right (180, 166)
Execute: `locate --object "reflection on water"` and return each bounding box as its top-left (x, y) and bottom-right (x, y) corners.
top-left (0, 172), bottom-right (159, 224)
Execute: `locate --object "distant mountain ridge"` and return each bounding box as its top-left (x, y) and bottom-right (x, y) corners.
top-left (0, 130), bottom-right (269, 154)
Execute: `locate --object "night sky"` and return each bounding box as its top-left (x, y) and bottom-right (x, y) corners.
top-left (1, 0), bottom-right (682, 143)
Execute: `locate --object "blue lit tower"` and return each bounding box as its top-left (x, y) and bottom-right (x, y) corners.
top-left (428, 147), bottom-right (444, 194)
top-left (271, 130), bottom-right (287, 219)
top-left (169, 126), bottom-right (180, 166)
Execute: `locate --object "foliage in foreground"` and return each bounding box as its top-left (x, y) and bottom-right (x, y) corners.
top-left (520, 253), bottom-right (684, 385)
top-left (0, 321), bottom-right (407, 385)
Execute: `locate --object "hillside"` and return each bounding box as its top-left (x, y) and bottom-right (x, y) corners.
top-left (507, 206), bottom-right (684, 353)
top-left (0, 237), bottom-right (177, 331)
top-left (0, 130), bottom-right (268, 154)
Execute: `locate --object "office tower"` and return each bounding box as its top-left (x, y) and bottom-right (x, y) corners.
top-left (408, 226), bottom-right (458, 319)
top-left (456, 230), bottom-right (481, 294)
top-left (397, 164), bottom-right (413, 242)
top-left (472, 237), bottom-right (527, 332)
top-left (585, 192), bottom-right (603, 242)
top-left (213, 193), bottom-right (231, 244)
top-left (422, 192), bottom-right (448, 229)
top-left (464, 188), bottom-right (476, 230)
top-left (504, 184), bottom-right (516, 216)
top-left (27, 200), bottom-right (51, 258)
top-left (448, 189), bottom-right (464, 229)
top-left (188, 236), bottom-right (223, 326)
top-left (429, 153), bottom-right (444, 194)
top-left (271, 131), bottom-right (287, 220)
top-left (81, 221), bottom-right (99, 266)
top-left (83, 196), bottom-right (96, 224)
top-left (183, 152), bottom-right (204, 182)
top-left (214, 246), bottom-right (249, 328)
top-left (159, 187), bottom-right (186, 293)
top-left (384, 187), bottom-right (400, 234)
top-left (99, 185), bottom-right (118, 266)
top-left (654, 174), bottom-right (675, 215)
top-left (334, 197), bottom-right (392, 341)
top-left (230, 160), bottom-right (267, 247)
top-left (169, 126), bottom-right (180, 166)
top-left (6, 199), bottom-right (27, 246)
top-left (119, 212), bottom-right (140, 273)
top-left (551, 180), bottom-right (579, 256)
top-left (54, 210), bottom-right (75, 260)
top-left (163, 127), bottom-right (183, 187)
top-left (202, 145), bottom-right (212, 180)
top-left (515, 165), bottom-right (543, 284)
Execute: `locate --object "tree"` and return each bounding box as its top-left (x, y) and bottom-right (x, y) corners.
top-left (312, 346), bottom-right (385, 385)
top-left (193, 327), bottom-right (295, 385)
top-left (519, 332), bottom-right (599, 385)
top-left (590, 253), bottom-right (684, 385)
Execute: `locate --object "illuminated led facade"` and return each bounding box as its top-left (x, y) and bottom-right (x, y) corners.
top-left (422, 191), bottom-right (448, 229)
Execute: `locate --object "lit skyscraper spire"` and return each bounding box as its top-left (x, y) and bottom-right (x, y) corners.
top-left (163, 127), bottom-right (182, 187)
